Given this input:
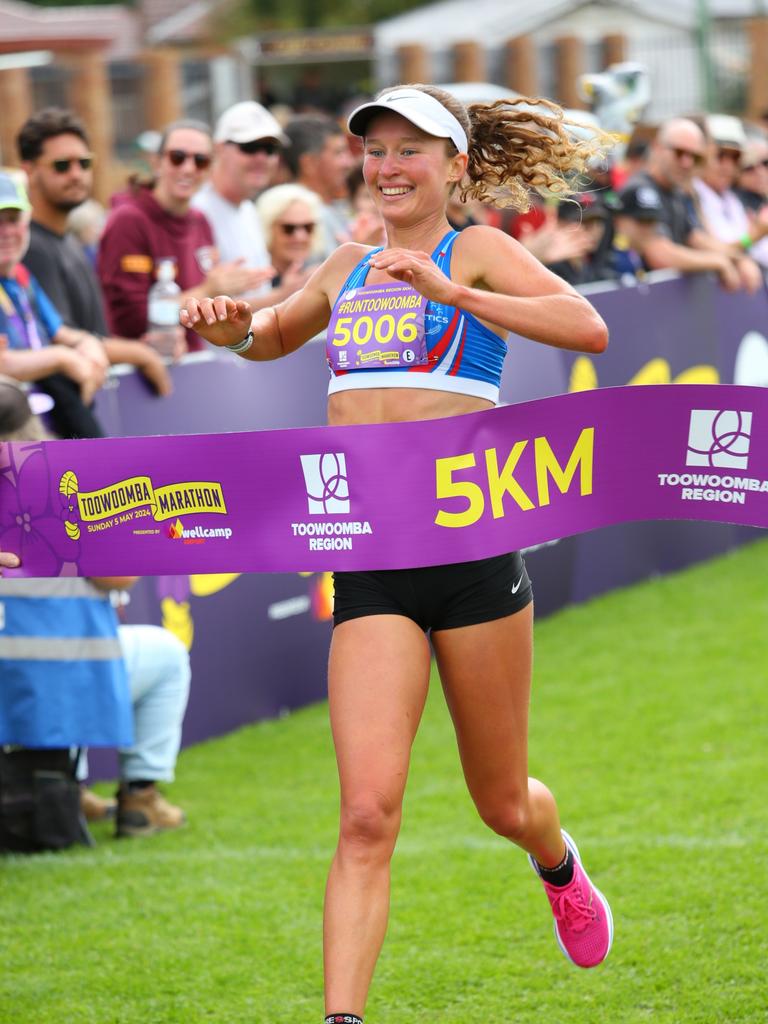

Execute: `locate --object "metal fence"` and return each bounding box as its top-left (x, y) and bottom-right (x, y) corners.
top-left (23, 18), bottom-right (755, 169)
top-left (109, 62), bottom-right (146, 161)
top-left (710, 21), bottom-right (750, 114)
top-left (29, 63), bottom-right (72, 113)
top-left (479, 23), bottom-right (750, 119)
top-left (630, 21), bottom-right (749, 119)
top-left (181, 59), bottom-right (215, 126)
top-left (29, 56), bottom-right (219, 160)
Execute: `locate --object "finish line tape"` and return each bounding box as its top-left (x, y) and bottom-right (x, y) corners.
top-left (1, 384), bottom-right (766, 578)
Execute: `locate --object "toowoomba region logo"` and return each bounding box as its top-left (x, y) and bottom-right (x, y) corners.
top-left (292, 453), bottom-right (372, 551)
top-left (686, 409), bottom-right (751, 468)
top-left (300, 453), bottom-right (350, 514)
top-left (58, 471), bottom-right (229, 538)
top-left (657, 408), bottom-right (767, 506)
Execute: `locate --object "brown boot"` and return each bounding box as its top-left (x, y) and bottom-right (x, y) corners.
top-left (116, 783), bottom-right (186, 838)
top-left (80, 786), bottom-right (117, 822)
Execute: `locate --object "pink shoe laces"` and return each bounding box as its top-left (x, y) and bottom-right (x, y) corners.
top-left (550, 881), bottom-right (598, 933)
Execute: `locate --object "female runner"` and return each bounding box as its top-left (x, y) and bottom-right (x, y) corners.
top-left (180, 85), bottom-right (612, 1022)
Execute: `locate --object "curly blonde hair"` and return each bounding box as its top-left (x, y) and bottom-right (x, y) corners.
top-left (377, 84), bottom-right (612, 212)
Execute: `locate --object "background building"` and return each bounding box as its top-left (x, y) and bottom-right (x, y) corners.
top-left (2, 0), bottom-right (768, 197)
top-left (374, 0), bottom-right (763, 119)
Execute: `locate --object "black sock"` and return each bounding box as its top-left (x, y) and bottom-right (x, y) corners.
top-left (325, 1015), bottom-right (363, 1024)
top-left (536, 846), bottom-right (575, 887)
top-left (127, 780), bottom-right (154, 792)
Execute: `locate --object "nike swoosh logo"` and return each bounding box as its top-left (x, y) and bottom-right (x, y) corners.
top-left (511, 573), bottom-right (525, 594)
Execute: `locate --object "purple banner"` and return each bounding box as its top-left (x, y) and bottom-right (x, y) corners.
top-left (1, 383), bottom-right (765, 579)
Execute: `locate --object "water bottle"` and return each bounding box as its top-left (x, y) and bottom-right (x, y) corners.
top-left (147, 258), bottom-right (181, 356)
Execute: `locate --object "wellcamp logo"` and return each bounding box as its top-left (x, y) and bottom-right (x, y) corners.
top-left (300, 453), bottom-right (350, 514)
top-left (167, 517), bottom-right (233, 543)
top-left (686, 409), bottom-right (751, 469)
top-left (657, 408), bottom-right (767, 506)
top-left (293, 454), bottom-right (372, 551)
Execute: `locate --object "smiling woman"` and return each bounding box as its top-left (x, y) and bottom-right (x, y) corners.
top-left (152, 123), bottom-right (215, 215)
top-left (179, 81), bottom-right (612, 1023)
top-left (96, 119), bottom-right (217, 349)
top-left (97, 119), bottom-right (271, 350)
top-left (256, 183), bottom-right (323, 284)
top-left (352, 84), bottom-right (598, 214)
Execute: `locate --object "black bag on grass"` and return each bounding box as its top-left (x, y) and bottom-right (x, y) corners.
top-left (0, 747), bottom-right (93, 853)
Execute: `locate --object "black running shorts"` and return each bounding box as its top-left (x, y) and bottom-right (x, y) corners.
top-left (332, 552), bottom-right (532, 632)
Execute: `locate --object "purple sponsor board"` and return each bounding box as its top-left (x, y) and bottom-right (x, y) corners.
top-left (3, 271), bottom-right (768, 772)
top-left (1, 384), bottom-right (766, 579)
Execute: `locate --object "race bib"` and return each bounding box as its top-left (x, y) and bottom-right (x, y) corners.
top-left (327, 281), bottom-right (428, 372)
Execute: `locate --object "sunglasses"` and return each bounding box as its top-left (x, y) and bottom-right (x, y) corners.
top-left (667, 145), bottom-right (704, 166)
top-left (48, 156), bottom-right (94, 174)
top-left (716, 148), bottom-right (742, 164)
top-left (232, 140), bottom-right (280, 156)
top-left (164, 149), bottom-right (212, 170)
top-left (278, 222), bottom-right (315, 236)
top-left (741, 158), bottom-right (768, 171)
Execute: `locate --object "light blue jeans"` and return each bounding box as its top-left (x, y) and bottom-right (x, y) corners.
top-left (117, 624), bottom-right (191, 783)
top-left (77, 625), bottom-right (191, 783)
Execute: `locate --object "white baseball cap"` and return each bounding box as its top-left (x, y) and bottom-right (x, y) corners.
top-left (347, 88), bottom-right (468, 155)
top-left (705, 114), bottom-right (747, 151)
top-left (214, 101), bottom-right (289, 146)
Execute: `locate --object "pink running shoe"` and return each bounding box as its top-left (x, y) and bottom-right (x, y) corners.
top-left (529, 829), bottom-right (613, 968)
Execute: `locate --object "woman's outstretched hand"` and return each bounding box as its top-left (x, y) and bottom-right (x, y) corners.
top-left (368, 248), bottom-right (458, 305)
top-left (0, 549), bottom-right (20, 575)
top-left (180, 296), bottom-right (253, 348)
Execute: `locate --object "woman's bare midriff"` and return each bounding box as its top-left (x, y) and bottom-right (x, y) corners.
top-left (327, 386), bottom-right (494, 426)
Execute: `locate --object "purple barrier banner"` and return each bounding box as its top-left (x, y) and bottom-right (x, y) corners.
top-left (1, 383), bottom-right (766, 578)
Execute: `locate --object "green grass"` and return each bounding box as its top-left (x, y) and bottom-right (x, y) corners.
top-left (2, 538), bottom-right (768, 1023)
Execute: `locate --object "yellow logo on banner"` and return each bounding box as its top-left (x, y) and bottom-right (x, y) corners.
top-left (434, 428), bottom-right (595, 528)
top-left (151, 482), bottom-right (226, 521)
top-left (59, 470), bottom-right (81, 539)
top-left (569, 356), bottom-right (719, 392)
top-left (77, 476), bottom-right (154, 522)
top-left (58, 471), bottom-right (228, 535)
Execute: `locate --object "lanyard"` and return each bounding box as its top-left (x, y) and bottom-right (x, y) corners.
top-left (0, 280), bottom-right (44, 350)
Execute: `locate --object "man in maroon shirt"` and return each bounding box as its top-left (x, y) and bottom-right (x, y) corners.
top-left (98, 120), bottom-right (267, 352)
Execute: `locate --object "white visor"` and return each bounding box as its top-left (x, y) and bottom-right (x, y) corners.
top-left (347, 89), bottom-right (468, 155)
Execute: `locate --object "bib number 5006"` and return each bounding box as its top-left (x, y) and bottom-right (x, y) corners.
top-left (332, 313), bottom-right (418, 347)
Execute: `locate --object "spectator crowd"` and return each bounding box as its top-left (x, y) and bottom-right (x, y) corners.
top-left (3, 97), bottom-right (768, 440)
top-left (1, 91), bottom-right (767, 850)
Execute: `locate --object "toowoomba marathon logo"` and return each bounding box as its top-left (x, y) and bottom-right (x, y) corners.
top-left (657, 409), bottom-right (768, 505)
top-left (58, 470), bottom-right (229, 539)
top-left (292, 453), bottom-right (372, 551)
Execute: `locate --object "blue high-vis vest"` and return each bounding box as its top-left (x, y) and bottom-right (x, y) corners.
top-left (0, 578), bottom-right (133, 747)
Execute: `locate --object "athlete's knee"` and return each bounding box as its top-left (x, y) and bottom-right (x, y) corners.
top-left (338, 791), bottom-right (401, 857)
top-left (476, 793), bottom-right (530, 842)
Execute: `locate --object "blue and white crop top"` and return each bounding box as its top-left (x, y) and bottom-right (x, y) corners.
top-left (327, 230), bottom-right (508, 404)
